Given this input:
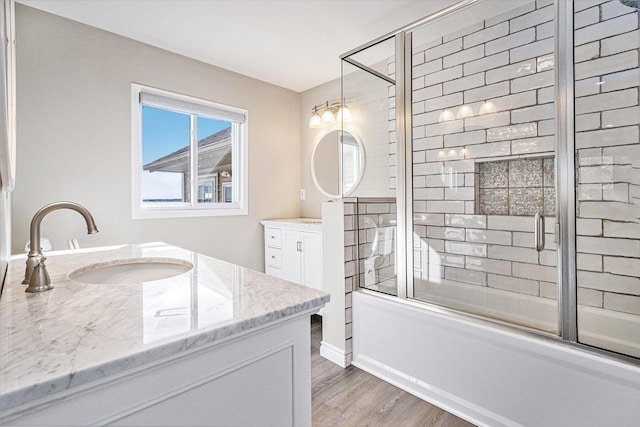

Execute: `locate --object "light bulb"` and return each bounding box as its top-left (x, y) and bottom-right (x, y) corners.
top-left (336, 106), bottom-right (352, 122)
top-left (309, 112), bottom-right (322, 128)
top-left (322, 109), bottom-right (336, 123)
top-left (321, 108), bottom-right (335, 124)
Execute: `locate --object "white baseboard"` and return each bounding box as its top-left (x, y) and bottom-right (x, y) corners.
top-left (319, 341), bottom-right (351, 368)
top-left (351, 355), bottom-right (507, 427)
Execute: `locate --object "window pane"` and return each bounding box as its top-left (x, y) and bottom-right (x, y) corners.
top-left (197, 182), bottom-right (214, 203)
top-left (142, 106), bottom-right (191, 203)
top-left (196, 116), bottom-right (232, 204)
top-left (224, 184), bottom-right (233, 203)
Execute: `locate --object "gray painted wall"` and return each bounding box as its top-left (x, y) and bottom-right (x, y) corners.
top-left (300, 70), bottom-right (396, 219)
top-left (300, 79), bottom-right (341, 218)
top-left (12, 4), bottom-right (301, 271)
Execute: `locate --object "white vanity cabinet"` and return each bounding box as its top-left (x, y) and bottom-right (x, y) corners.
top-left (261, 219), bottom-right (322, 292)
top-left (0, 243), bottom-right (329, 426)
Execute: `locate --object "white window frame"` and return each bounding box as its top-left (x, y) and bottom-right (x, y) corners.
top-left (131, 84), bottom-right (248, 219)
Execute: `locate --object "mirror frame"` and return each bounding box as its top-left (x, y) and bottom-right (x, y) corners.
top-left (310, 126), bottom-right (365, 199)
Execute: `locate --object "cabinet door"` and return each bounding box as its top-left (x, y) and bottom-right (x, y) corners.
top-left (301, 232), bottom-right (322, 291)
top-left (282, 230), bottom-right (302, 285)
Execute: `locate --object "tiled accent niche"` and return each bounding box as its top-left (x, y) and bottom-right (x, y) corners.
top-left (355, 198), bottom-right (398, 296)
top-left (573, 0), bottom-right (639, 356)
top-left (477, 156), bottom-right (555, 216)
top-left (408, 0), bottom-right (559, 331)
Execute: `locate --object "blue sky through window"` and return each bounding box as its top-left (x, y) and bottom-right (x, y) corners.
top-left (141, 106), bottom-right (232, 202)
top-left (142, 106), bottom-right (231, 164)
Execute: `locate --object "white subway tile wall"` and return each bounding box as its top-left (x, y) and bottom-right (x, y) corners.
top-left (343, 0), bottom-right (638, 356)
top-left (343, 200), bottom-right (358, 362)
top-left (574, 0), bottom-right (640, 357)
top-left (408, 0), bottom-right (559, 331)
top-left (355, 199), bottom-right (398, 296)
top-left (346, 199), bottom-right (398, 345)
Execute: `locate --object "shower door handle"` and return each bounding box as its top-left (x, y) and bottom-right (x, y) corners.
top-left (534, 212), bottom-right (545, 252)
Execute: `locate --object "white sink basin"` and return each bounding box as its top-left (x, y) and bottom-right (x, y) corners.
top-left (68, 257), bottom-right (193, 285)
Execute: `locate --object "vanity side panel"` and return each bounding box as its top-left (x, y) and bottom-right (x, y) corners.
top-left (112, 348), bottom-right (294, 427)
top-left (1, 316), bottom-right (312, 427)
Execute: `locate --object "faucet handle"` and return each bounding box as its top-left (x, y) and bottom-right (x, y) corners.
top-left (25, 256), bottom-right (53, 293)
top-left (22, 255), bottom-right (41, 284)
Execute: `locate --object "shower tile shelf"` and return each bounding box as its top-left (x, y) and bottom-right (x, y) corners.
top-left (476, 156), bottom-right (555, 216)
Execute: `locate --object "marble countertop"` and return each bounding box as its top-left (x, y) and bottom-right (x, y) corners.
top-left (0, 243), bottom-right (329, 414)
top-left (260, 217), bottom-right (322, 230)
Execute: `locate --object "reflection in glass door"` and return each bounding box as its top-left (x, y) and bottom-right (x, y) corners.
top-left (341, 37), bottom-right (400, 296)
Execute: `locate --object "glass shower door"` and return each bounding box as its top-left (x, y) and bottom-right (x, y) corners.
top-left (573, 0), bottom-right (640, 358)
top-left (408, 0), bottom-right (559, 333)
top-left (341, 37), bottom-right (400, 296)
top-left (339, 0), bottom-right (640, 361)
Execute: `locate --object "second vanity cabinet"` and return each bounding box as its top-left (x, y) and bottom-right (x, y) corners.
top-left (261, 219), bottom-right (322, 292)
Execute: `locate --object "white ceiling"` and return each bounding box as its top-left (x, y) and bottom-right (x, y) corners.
top-left (18, 0), bottom-right (459, 92)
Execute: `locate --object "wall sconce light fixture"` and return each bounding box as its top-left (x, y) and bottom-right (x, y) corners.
top-left (309, 106), bottom-right (322, 128)
top-left (309, 100), bottom-right (353, 128)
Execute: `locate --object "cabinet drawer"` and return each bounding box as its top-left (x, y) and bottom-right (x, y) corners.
top-left (266, 247), bottom-right (282, 268)
top-left (266, 228), bottom-right (282, 248)
top-left (265, 265), bottom-right (282, 278)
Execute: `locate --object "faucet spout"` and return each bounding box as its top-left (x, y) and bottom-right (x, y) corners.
top-left (23, 201), bottom-right (99, 292)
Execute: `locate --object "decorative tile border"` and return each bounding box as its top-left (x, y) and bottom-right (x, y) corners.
top-left (476, 156), bottom-right (555, 216)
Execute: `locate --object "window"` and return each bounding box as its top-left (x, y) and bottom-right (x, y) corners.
top-left (132, 84), bottom-right (248, 218)
top-left (197, 175), bottom-right (217, 203)
top-left (222, 183), bottom-right (233, 203)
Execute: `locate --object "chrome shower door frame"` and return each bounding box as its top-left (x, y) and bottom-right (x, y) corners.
top-left (341, 0), bottom-right (640, 365)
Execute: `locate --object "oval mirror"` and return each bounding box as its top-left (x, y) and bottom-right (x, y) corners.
top-left (311, 129), bottom-right (365, 198)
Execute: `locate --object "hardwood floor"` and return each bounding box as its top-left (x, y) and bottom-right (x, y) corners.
top-left (311, 315), bottom-right (474, 427)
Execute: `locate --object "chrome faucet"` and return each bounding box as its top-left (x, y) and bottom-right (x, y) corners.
top-left (23, 201), bottom-right (99, 293)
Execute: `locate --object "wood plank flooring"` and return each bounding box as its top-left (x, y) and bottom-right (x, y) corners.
top-left (311, 315), bottom-right (474, 427)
